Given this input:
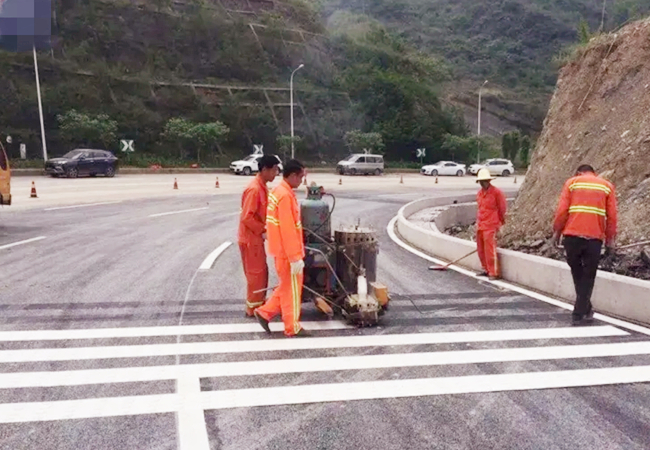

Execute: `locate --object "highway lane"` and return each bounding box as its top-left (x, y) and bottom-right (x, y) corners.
top-left (0, 179), bottom-right (649, 450)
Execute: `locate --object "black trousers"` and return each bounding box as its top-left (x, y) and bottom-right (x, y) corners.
top-left (563, 236), bottom-right (602, 317)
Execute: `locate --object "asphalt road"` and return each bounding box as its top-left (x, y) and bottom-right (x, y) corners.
top-left (0, 175), bottom-right (649, 450)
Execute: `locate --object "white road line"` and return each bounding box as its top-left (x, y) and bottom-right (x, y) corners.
top-left (199, 242), bottom-right (233, 270)
top-left (201, 364), bottom-right (650, 411)
top-left (386, 216), bottom-right (650, 336)
top-left (0, 236), bottom-right (46, 251)
top-left (0, 326), bottom-right (626, 363)
top-left (4, 365), bottom-right (650, 423)
top-left (0, 321), bottom-right (352, 342)
top-left (2, 340), bottom-right (650, 389)
top-left (176, 377), bottom-right (210, 450)
top-left (44, 201), bottom-right (122, 211)
top-left (148, 207), bottom-right (209, 218)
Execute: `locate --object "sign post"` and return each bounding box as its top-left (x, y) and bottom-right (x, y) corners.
top-left (20, 143), bottom-right (26, 160)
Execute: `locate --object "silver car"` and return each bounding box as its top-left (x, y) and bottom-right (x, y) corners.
top-left (469, 159), bottom-right (515, 177)
top-left (337, 154), bottom-right (384, 175)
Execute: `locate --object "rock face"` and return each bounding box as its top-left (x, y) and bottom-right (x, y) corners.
top-left (502, 18), bottom-right (650, 251)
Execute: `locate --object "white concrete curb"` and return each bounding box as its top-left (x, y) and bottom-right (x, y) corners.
top-left (396, 197), bottom-right (650, 326)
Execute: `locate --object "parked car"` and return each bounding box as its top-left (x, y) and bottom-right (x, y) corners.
top-left (229, 154), bottom-right (283, 175)
top-left (0, 142), bottom-right (10, 206)
top-left (421, 161), bottom-right (466, 177)
top-left (336, 154), bottom-right (384, 175)
top-left (468, 158), bottom-right (515, 177)
top-left (45, 149), bottom-right (118, 178)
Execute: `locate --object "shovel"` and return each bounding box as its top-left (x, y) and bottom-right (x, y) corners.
top-left (429, 249), bottom-right (478, 271)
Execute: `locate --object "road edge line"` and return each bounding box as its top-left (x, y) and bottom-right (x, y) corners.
top-left (0, 236), bottom-right (47, 251)
top-left (199, 241), bottom-right (233, 270)
top-left (386, 216), bottom-right (650, 336)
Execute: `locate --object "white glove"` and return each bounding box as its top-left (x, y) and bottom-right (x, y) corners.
top-left (290, 260), bottom-right (305, 275)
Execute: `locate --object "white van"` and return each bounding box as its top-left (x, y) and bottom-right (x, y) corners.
top-left (337, 154), bottom-right (384, 175)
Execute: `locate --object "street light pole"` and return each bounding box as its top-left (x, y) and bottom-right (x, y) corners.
top-left (33, 44), bottom-right (48, 161)
top-left (477, 80), bottom-right (488, 164)
top-left (290, 63), bottom-right (304, 159)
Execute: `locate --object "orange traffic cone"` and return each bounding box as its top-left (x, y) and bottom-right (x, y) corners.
top-left (215, 177), bottom-right (220, 188)
top-left (400, 175), bottom-right (404, 184)
top-left (338, 178), bottom-right (342, 185)
top-left (30, 181), bottom-right (38, 198)
top-left (514, 176), bottom-right (518, 184)
top-left (435, 176), bottom-right (439, 184)
top-left (173, 178), bottom-right (178, 190)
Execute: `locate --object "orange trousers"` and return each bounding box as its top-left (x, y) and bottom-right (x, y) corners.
top-left (477, 229), bottom-right (499, 277)
top-left (239, 243), bottom-right (268, 316)
top-left (255, 258), bottom-right (303, 336)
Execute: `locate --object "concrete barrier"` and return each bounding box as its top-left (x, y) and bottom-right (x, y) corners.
top-left (396, 198), bottom-right (650, 326)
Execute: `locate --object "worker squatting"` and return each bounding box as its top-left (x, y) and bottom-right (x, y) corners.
top-left (238, 162), bottom-right (617, 336)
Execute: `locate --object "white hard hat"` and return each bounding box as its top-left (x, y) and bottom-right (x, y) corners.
top-left (476, 168), bottom-right (495, 182)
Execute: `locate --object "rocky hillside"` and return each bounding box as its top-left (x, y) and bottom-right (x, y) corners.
top-left (501, 17), bottom-right (650, 278)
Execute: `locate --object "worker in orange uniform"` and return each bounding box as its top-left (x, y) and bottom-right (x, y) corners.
top-left (553, 164), bottom-right (617, 326)
top-left (254, 159), bottom-right (309, 337)
top-left (476, 168), bottom-right (507, 280)
top-left (238, 155), bottom-right (281, 317)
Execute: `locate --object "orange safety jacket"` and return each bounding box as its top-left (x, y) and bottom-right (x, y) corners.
top-left (553, 173), bottom-right (617, 243)
top-left (238, 175), bottom-right (269, 246)
top-left (477, 185), bottom-right (507, 231)
top-left (266, 180), bottom-right (305, 262)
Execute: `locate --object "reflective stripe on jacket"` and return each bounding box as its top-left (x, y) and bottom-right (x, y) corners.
top-left (237, 175), bottom-right (268, 245)
top-left (553, 173), bottom-right (617, 242)
top-left (477, 185), bottom-right (507, 231)
top-left (266, 180), bottom-right (305, 262)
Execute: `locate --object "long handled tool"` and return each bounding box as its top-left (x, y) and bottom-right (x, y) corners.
top-left (617, 240), bottom-right (650, 250)
top-left (428, 249), bottom-right (478, 271)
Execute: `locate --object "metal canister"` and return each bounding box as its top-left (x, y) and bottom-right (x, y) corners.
top-left (334, 226), bottom-right (378, 294)
top-left (299, 185), bottom-right (331, 244)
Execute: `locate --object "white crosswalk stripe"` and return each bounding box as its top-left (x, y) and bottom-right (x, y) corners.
top-left (1, 299), bottom-right (650, 450)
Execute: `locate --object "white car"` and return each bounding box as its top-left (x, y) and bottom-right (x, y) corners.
top-left (230, 154), bottom-right (283, 176)
top-left (468, 159), bottom-right (515, 177)
top-left (420, 161), bottom-right (466, 177)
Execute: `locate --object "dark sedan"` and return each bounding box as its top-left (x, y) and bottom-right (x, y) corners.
top-left (45, 149), bottom-right (118, 178)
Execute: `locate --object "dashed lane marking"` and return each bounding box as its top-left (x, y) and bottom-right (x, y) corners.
top-left (148, 207), bottom-right (209, 218)
top-left (0, 236), bottom-right (46, 251)
top-left (199, 241), bottom-right (233, 270)
top-left (44, 201), bottom-right (122, 211)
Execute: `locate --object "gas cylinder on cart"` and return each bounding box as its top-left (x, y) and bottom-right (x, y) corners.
top-left (299, 184), bottom-right (335, 300)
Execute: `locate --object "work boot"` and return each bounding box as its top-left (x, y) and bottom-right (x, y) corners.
top-left (477, 271), bottom-right (489, 277)
top-left (290, 328), bottom-right (312, 338)
top-left (584, 310), bottom-right (595, 323)
top-left (571, 314), bottom-right (585, 326)
top-left (488, 275), bottom-right (501, 281)
top-left (254, 310), bottom-right (271, 334)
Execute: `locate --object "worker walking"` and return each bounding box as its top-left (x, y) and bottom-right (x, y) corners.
top-left (238, 155), bottom-right (280, 317)
top-left (553, 164), bottom-right (617, 326)
top-left (476, 168), bottom-right (507, 280)
top-left (255, 159), bottom-right (309, 337)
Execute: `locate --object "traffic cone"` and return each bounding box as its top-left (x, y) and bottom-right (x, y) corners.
top-left (173, 178), bottom-right (178, 190)
top-left (338, 178), bottom-right (342, 185)
top-left (514, 176), bottom-right (518, 184)
top-left (215, 177), bottom-right (220, 188)
top-left (435, 176), bottom-right (439, 184)
top-left (303, 176), bottom-right (307, 186)
top-left (30, 181), bottom-right (38, 198)
top-left (400, 175), bottom-right (404, 184)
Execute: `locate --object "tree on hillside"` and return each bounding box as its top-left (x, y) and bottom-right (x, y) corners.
top-left (57, 110), bottom-right (118, 149)
top-left (501, 133), bottom-right (512, 159)
top-left (578, 19), bottom-right (591, 44)
top-left (276, 135), bottom-right (302, 160)
top-left (343, 130), bottom-right (385, 154)
top-left (162, 118), bottom-right (229, 162)
top-left (441, 134), bottom-right (494, 165)
top-left (509, 131), bottom-right (521, 162)
top-left (520, 135), bottom-right (532, 166)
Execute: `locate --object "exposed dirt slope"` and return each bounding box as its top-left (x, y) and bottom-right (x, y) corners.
top-left (501, 18), bottom-right (650, 277)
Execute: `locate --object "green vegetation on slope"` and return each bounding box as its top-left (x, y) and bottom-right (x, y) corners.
top-left (320, 0), bottom-right (650, 131)
top-left (1, 0), bottom-right (477, 165)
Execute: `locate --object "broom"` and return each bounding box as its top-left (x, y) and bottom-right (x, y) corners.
top-left (428, 249), bottom-right (478, 271)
